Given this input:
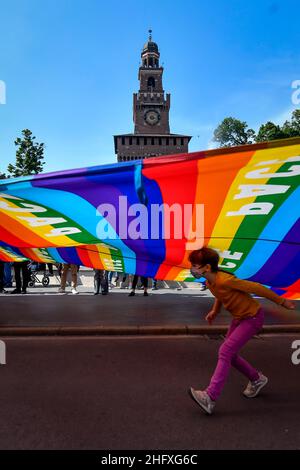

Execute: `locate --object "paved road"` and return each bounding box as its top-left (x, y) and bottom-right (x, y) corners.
top-left (0, 289), bottom-right (299, 329)
top-left (0, 335), bottom-right (299, 449)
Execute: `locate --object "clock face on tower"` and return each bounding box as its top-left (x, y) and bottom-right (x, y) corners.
top-left (144, 109), bottom-right (160, 126)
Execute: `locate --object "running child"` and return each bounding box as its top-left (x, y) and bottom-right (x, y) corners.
top-left (188, 247), bottom-right (295, 415)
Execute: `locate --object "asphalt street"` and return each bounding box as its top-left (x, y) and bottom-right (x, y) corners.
top-left (0, 335), bottom-right (299, 450)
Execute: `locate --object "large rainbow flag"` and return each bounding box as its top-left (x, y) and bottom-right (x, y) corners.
top-left (1, 137), bottom-right (299, 299)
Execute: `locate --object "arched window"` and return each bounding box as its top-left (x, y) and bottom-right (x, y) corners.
top-left (147, 77), bottom-right (155, 90)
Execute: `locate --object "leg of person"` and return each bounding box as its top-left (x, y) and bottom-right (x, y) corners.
top-left (94, 270), bottom-right (101, 295)
top-left (132, 275), bottom-right (139, 290)
top-left (101, 271), bottom-right (109, 295)
top-left (129, 274), bottom-right (138, 296)
top-left (47, 263), bottom-right (54, 275)
top-left (4, 262), bottom-right (13, 287)
top-left (233, 347), bottom-right (268, 398)
top-left (21, 261), bottom-right (29, 293)
top-left (57, 263), bottom-right (62, 278)
top-left (0, 262), bottom-right (4, 292)
top-left (108, 271), bottom-right (115, 288)
top-left (231, 308), bottom-right (265, 384)
top-left (122, 274), bottom-right (128, 288)
top-left (231, 353), bottom-right (260, 382)
top-left (59, 264), bottom-right (69, 292)
top-left (232, 309), bottom-right (268, 397)
top-left (211, 317), bottom-right (261, 386)
top-left (189, 318), bottom-right (240, 414)
top-left (117, 273), bottom-right (125, 288)
top-left (39, 263), bottom-right (46, 272)
top-left (142, 276), bottom-right (149, 296)
top-left (71, 264), bottom-right (78, 294)
top-left (205, 314), bottom-right (264, 402)
top-left (12, 263), bottom-right (22, 293)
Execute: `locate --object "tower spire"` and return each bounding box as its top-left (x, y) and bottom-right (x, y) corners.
top-left (141, 30), bottom-right (159, 68)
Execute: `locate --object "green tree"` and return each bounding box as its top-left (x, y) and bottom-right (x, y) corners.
top-left (213, 117), bottom-right (256, 147)
top-left (282, 109), bottom-right (300, 138)
top-left (7, 129), bottom-right (45, 177)
top-left (256, 121), bottom-right (287, 142)
top-left (0, 172), bottom-right (6, 179)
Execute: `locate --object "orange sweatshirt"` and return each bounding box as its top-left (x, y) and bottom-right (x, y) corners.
top-left (207, 271), bottom-right (285, 319)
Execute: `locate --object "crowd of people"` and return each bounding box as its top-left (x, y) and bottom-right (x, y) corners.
top-left (0, 261), bottom-right (193, 296)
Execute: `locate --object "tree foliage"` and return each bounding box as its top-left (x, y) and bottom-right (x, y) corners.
top-left (213, 117), bottom-right (256, 147)
top-left (213, 110), bottom-right (300, 148)
top-left (256, 121), bottom-right (287, 142)
top-left (7, 129), bottom-right (45, 177)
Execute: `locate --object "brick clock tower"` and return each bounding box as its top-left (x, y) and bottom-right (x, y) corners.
top-left (114, 31), bottom-right (191, 162)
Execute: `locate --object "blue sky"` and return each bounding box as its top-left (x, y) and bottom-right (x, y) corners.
top-left (0, 0), bottom-right (299, 173)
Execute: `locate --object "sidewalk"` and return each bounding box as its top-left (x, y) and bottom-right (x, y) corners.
top-left (0, 285), bottom-right (299, 335)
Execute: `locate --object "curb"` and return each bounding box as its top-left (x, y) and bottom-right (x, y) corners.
top-left (0, 324), bottom-right (300, 336)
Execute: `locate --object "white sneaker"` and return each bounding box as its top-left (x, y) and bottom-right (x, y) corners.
top-left (189, 388), bottom-right (215, 415)
top-left (243, 372), bottom-right (268, 398)
top-left (71, 288), bottom-right (79, 295)
top-left (58, 288), bottom-right (66, 294)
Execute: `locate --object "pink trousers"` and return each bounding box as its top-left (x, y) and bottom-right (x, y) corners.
top-left (206, 307), bottom-right (265, 401)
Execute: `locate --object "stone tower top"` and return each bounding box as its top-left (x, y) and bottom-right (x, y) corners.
top-left (141, 30), bottom-right (160, 68)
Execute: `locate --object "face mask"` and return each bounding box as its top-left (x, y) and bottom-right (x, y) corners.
top-left (190, 267), bottom-right (205, 279)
